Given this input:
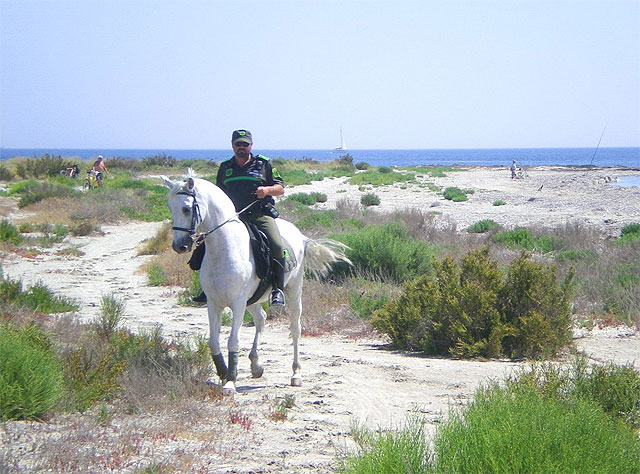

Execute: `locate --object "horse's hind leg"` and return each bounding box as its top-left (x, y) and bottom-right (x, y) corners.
top-left (286, 279), bottom-right (303, 387)
top-left (247, 304), bottom-right (266, 378)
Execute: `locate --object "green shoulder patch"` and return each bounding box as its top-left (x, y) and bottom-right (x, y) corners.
top-left (256, 154), bottom-right (271, 161)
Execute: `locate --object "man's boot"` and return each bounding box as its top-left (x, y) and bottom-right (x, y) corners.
top-left (270, 257), bottom-right (286, 306)
top-left (192, 291), bottom-right (207, 303)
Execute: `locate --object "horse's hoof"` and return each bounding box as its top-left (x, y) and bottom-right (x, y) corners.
top-left (251, 365), bottom-right (264, 379)
top-left (222, 381), bottom-right (236, 396)
top-left (290, 376), bottom-right (302, 387)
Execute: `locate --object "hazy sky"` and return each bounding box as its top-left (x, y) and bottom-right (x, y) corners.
top-left (1, 0), bottom-right (639, 149)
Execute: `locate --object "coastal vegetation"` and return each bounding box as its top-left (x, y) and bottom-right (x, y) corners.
top-left (1, 153), bottom-right (639, 471)
top-left (341, 357), bottom-right (640, 473)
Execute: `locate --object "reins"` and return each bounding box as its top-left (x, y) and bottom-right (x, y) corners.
top-left (172, 188), bottom-right (259, 244)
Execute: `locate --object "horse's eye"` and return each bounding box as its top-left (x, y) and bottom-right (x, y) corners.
top-left (182, 206), bottom-right (191, 214)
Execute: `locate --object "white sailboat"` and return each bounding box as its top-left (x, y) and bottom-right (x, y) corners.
top-left (334, 128), bottom-right (347, 152)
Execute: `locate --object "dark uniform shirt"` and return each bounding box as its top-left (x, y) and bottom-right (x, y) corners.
top-left (216, 154), bottom-right (284, 215)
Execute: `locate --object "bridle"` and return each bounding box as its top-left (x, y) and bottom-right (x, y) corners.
top-left (171, 190), bottom-right (202, 238)
top-left (172, 188), bottom-right (259, 243)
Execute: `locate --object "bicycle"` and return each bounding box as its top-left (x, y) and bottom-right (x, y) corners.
top-left (83, 170), bottom-right (100, 190)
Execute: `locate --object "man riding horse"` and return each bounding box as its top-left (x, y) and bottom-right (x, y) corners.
top-left (193, 129), bottom-right (287, 307)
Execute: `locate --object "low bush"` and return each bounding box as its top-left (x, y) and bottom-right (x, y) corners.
top-left (0, 219), bottom-right (23, 245)
top-left (342, 359), bottom-right (640, 474)
top-left (355, 162), bottom-right (370, 170)
top-left (493, 199), bottom-right (506, 206)
top-left (466, 219), bottom-right (501, 234)
top-left (333, 223), bottom-right (437, 283)
top-left (15, 154), bottom-right (75, 179)
top-left (0, 164), bottom-right (15, 181)
top-left (619, 222), bottom-right (640, 244)
top-left (432, 382), bottom-right (640, 473)
top-left (0, 274), bottom-right (78, 314)
top-left (360, 193), bottom-right (381, 207)
top-left (371, 248), bottom-right (574, 359)
top-left (287, 193), bottom-right (321, 206)
top-left (0, 323), bottom-right (64, 420)
top-left (510, 357), bottom-right (640, 430)
top-left (17, 181), bottom-right (80, 208)
top-left (442, 186), bottom-right (468, 202)
top-left (349, 168), bottom-right (414, 187)
top-left (493, 227), bottom-right (562, 253)
top-left (555, 248), bottom-right (597, 263)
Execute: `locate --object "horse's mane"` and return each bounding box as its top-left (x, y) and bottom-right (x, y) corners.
top-left (167, 168), bottom-right (200, 198)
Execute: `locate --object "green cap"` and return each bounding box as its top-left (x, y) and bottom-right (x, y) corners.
top-left (232, 129), bottom-right (252, 145)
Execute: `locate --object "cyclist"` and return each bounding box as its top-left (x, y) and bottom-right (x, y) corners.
top-left (92, 155), bottom-right (109, 185)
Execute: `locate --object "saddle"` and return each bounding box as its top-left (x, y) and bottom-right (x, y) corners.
top-left (187, 221), bottom-right (297, 306)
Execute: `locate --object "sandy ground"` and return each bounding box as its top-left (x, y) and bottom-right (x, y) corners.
top-left (1, 166), bottom-right (639, 472)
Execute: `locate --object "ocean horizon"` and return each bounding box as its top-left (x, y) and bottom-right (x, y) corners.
top-left (1, 147), bottom-right (639, 168)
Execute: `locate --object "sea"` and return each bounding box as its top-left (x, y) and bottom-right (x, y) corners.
top-left (1, 147), bottom-right (639, 169)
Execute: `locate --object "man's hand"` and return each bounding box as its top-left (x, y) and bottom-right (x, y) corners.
top-left (256, 185), bottom-right (284, 199)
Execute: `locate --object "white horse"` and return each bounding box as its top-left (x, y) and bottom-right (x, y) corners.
top-left (161, 172), bottom-right (350, 395)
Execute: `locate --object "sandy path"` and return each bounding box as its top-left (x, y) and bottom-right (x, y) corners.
top-left (2, 166), bottom-right (639, 472)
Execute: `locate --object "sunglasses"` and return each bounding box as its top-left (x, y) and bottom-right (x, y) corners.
top-left (234, 142), bottom-right (250, 147)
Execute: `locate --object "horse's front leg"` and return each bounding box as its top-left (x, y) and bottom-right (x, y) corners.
top-left (207, 302), bottom-right (228, 383)
top-left (247, 304), bottom-right (266, 378)
top-left (222, 301), bottom-right (247, 395)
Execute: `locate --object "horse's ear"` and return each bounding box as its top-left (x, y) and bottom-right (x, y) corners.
top-left (187, 177), bottom-right (195, 191)
top-left (160, 176), bottom-right (175, 189)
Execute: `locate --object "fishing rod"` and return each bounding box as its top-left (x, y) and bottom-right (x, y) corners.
top-left (588, 122), bottom-right (608, 167)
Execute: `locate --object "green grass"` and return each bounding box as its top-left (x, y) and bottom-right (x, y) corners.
top-left (0, 323), bottom-right (64, 420)
top-left (360, 192), bottom-right (381, 206)
top-left (0, 219), bottom-right (23, 245)
top-left (333, 222), bottom-right (437, 283)
top-left (442, 187), bottom-right (469, 202)
top-left (432, 384), bottom-right (640, 474)
top-left (492, 227), bottom-right (562, 253)
top-left (341, 359), bottom-right (640, 474)
top-left (466, 219), bottom-right (501, 233)
top-left (349, 168), bottom-right (415, 187)
top-left (492, 199), bottom-right (506, 206)
top-left (0, 274), bottom-right (78, 313)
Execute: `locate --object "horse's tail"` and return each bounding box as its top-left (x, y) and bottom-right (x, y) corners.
top-left (303, 238), bottom-right (352, 279)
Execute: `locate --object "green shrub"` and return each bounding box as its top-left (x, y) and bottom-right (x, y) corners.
top-left (16, 154), bottom-right (75, 179)
top-left (0, 274), bottom-right (78, 313)
top-left (334, 223), bottom-right (437, 283)
top-left (466, 219), bottom-right (501, 234)
top-left (147, 263), bottom-right (169, 286)
top-left (555, 248), bottom-right (597, 263)
top-left (0, 164), bottom-right (15, 181)
top-left (349, 169), bottom-right (414, 187)
top-left (493, 199), bottom-right (506, 206)
top-left (493, 227), bottom-right (562, 253)
top-left (511, 357), bottom-right (640, 430)
top-left (619, 223), bottom-right (640, 244)
top-left (0, 324), bottom-right (64, 420)
top-left (443, 186), bottom-right (468, 202)
top-left (287, 193), bottom-right (319, 206)
top-left (360, 193), bottom-right (381, 207)
top-left (0, 219), bottom-right (23, 245)
top-left (355, 162), bottom-right (370, 170)
top-left (621, 223), bottom-right (640, 237)
top-left (341, 417), bottom-right (430, 474)
top-left (17, 181), bottom-right (79, 208)
top-left (371, 248), bottom-right (574, 359)
top-left (433, 383), bottom-right (640, 474)
top-left (94, 294), bottom-right (126, 341)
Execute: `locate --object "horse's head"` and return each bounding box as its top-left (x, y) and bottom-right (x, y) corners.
top-left (161, 174), bottom-right (200, 254)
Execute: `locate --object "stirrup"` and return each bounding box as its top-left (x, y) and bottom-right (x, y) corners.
top-left (270, 289), bottom-right (285, 307)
